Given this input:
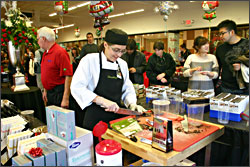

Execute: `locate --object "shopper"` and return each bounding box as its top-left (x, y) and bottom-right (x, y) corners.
top-left (146, 41), bottom-right (176, 86)
top-left (34, 48), bottom-right (45, 92)
top-left (183, 36), bottom-right (219, 92)
top-left (216, 19), bottom-right (249, 94)
top-left (79, 32), bottom-right (99, 58)
top-left (121, 39), bottom-right (147, 84)
top-left (70, 28), bottom-right (146, 132)
top-left (38, 26), bottom-right (73, 108)
top-left (71, 47), bottom-right (80, 73)
top-left (27, 50), bottom-right (37, 87)
top-left (178, 43), bottom-right (191, 66)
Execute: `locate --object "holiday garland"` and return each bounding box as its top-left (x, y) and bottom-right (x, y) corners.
top-left (1, 6), bottom-right (39, 50)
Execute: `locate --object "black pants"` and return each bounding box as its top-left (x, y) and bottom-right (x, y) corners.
top-left (46, 84), bottom-right (81, 110)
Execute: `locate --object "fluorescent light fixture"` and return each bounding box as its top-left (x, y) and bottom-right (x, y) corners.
top-left (77, 2), bottom-right (90, 8)
top-left (68, 6), bottom-right (77, 11)
top-left (125, 9), bottom-right (144, 15)
top-left (109, 13), bottom-right (125, 18)
top-left (109, 9), bottom-right (144, 18)
top-left (53, 24), bottom-right (74, 30)
top-left (49, 13), bottom-right (57, 17)
top-left (49, 1), bottom-right (90, 17)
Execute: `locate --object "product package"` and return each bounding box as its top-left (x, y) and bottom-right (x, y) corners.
top-left (46, 105), bottom-right (76, 141)
top-left (110, 116), bottom-right (142, 137)
top-left (46, 142), bottom-right (67, 166)
top-left (12, 154), bottom-right (32, 166)
top-left (46, 126), bottom-right (94, 166)
top-left (25, 152), bottom-right (45, 166)
top-left (40, 146), bottom-right (56, 166)
top-left (152, 116), bottom-right (173, 152)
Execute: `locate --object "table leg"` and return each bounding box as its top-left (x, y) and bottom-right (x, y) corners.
top-left (204, 143), bottom-right (211, 166)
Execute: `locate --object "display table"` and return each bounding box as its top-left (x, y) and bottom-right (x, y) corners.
top-left (1, 86), bottom-right (46, 123)
top-left (137, 97), bottom-right (249, 166)
top-left (102, 121), bottom-right (224, 166)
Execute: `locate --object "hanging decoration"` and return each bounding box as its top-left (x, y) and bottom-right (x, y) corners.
top-left (202, 1), bottom-right (219, 21)
top-left (1, 1), bottom-right (38, 50)
top-left (154, 1), bottom-right (179, 22)
top-left (96, 27), bottom-right (103, 37)
top-left (88, 1), bottom-right (114, 28)
top-left (74, 27), bottom-right (80, 38)
top-left (54, 1), bottom-right (68, 16)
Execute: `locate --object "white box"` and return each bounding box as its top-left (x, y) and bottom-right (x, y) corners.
top-left (46, 105), bottom-right (76, 141)
top-left (229, 96), bottom-right (249, 114)
top-left (46, 126), bottom-right (94, 166)
top-left (46, 107), bottom-right (58, 136)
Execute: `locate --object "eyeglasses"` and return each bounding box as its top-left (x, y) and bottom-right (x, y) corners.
top-left (110, 46), bottom-right (126, 54)
top-left (218, 31), bottom-right (229, 36)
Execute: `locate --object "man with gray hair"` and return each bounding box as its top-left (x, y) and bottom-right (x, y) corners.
top-left (38, 27), bottom-right (73, 108)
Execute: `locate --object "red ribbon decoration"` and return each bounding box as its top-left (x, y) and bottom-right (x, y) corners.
top-left (28, 147), bottom-right (43, 157)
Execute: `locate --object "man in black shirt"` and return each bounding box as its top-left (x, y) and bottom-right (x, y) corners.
top-left (79, 32), bottom-right (99, 58)
top-left (216, 19), bottom-right (249, 95)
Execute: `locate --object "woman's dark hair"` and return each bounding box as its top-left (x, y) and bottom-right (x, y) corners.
top-left (71, 47), bottom-right (79, 57)
top-left (180, 43), bottom-right (187, 49)
top-left (217, 19), bottom-right (237, 34)
top-left (193, 36), bottom-right (209, 52)
top-left (153, 41), bottom-right (164, 50)
top-left (126, 39), bottom-right (137, 50)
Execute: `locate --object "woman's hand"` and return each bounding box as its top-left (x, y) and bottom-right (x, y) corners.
top-left (94, 96), bottom-right (119, 112)
top-left (157, 73), bottom-right (166, 80)
top-left (200, 71), bottom-right (214, 78)
top-left (160, 78), bottom-right (168, 83)
top-left (190, 66), bottom-right (202, 74)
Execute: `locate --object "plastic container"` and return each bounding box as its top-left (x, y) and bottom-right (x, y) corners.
top-left (217, 101), bottom-right (230, 124)
top-left (95, 139), bottom-right (122, 166)
top-left (210, 110), bottom-right (242, 122)
top-left (187, 104), bottom-right (205, 126)
top-left (152, 100), bottom-right (170, 117)
top-left (93, 121), bottom-right (123, 166)
top-left (21, 110), bottom-right (34, 123)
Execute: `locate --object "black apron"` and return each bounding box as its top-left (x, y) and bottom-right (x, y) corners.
top-left (82, 53), bottom-right (126, 131)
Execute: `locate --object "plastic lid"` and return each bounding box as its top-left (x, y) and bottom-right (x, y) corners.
top-left (95, 139), bottom-right (122, 155)
top-left (152, 100), bottom-right (170, 105)
top-left (21, 110), bottom-right (34, 115)
top-left (93, 121), bottom-right (108, 138)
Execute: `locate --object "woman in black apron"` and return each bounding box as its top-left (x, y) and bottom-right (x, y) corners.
top-left (82, 52), bottom-right (126, 130)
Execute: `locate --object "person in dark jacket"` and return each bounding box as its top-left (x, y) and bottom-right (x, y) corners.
top-left (121, 39), bottom-right (146, 84)
top-left (146, 41), bottom-right (176, 86)
top-left (179, 43), bottom-right (191, 66)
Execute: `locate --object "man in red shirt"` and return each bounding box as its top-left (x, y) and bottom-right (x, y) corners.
top-left (38, 27), bottom-right (73, 108)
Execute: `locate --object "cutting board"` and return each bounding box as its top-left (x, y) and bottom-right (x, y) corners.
top-left (137, 113), bottom-right (220, 152)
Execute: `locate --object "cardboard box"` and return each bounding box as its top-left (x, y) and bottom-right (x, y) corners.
top-left (37, 138), bottom-right (54, 148)
top-left (25, 152), bottom-right (45, 166)
top-left (46, 126), bottom-right (94, 166)
top-left (46, 105), bottom-right (76, 141)
top-left (46, 107), bottom-right (58, 136)
top-left (46, 142), bottom-right (67, 166)
top-left (41, 146), bottom-right (56, 166)
top-left (152, 117), bottom-right (173, 153)
top-left (12, 154), bottom-right (32, 166)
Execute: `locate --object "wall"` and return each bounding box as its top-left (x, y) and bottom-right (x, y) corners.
top-left (57, 1), bottom-right (249, 42)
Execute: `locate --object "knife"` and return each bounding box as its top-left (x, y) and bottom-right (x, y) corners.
top-left (115, 108), bottom-right (142, 115)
